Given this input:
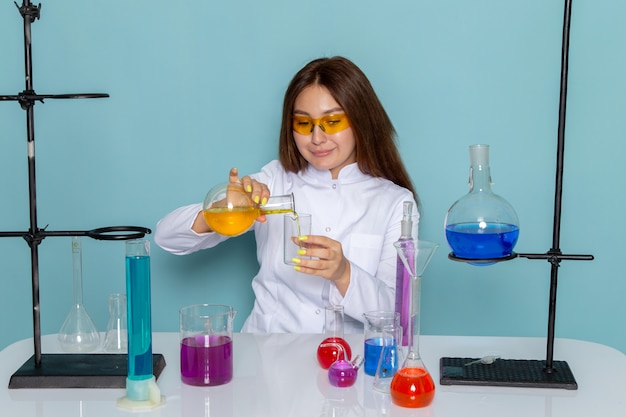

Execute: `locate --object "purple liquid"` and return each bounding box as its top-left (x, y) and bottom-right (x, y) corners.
top-left (328, 360), bottom-right (358, 387)
top-left (446, 223), bottom-right (519, 260)
top-left (395, 239), bottom-right (413, 346)
top-left (180, 335), bottom-right (233, 386)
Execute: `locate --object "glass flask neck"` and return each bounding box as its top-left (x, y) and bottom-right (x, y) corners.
top-left (469, 164), bottom-right (493, 193)
top-left (71, 236), bottom-right (84, 306)
top-left (324, 305), bottom-right (345, 338)
top-left (468, 144), bottom-right (493, 194)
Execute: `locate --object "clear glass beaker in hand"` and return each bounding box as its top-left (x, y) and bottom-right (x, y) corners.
top-left (180, 304), bottom-right (237, 386)
top-left (284, 213), bottom-right (312, 265)
top-left (103, 293), bottom-right (127, 353)
top-left (362, 311), bottom-right (399, 376)
top-left (202, 182), bottom-right (295, 236)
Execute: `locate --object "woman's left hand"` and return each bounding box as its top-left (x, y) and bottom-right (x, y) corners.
top-left (293, 235), bottom-right (351, 296)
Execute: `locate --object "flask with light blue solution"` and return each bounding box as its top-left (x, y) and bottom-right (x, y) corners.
top-left (444, 144), bottom-right (519, 264)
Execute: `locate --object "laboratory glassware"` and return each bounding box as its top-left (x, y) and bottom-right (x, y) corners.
top-left (373, 323), bottom-right (404, 392)
top-left (103, 293), bottom-right (127, 353)
top-left (395, 201), bottom-right (414, 346)
top-left (328, 354), bottom-right (364, 388)
top-left (180, 304), bottom-right (237, 386)
top-left (362, 311), bottom-right (399, 376)
top-left (444, 144), bottom-right (519, 264)
top-left (118, 239), bottom-right (163, 410)
top-left (58, 236), bottom-right (100, 353)
top-left (390, 239), bottom-right (438, 408)
top-left (317, 305), bottom-right (352, 369)
top-left (202, 182), bottom-right (295, 236)
top-left (284, 212), bottom-right (312, 265)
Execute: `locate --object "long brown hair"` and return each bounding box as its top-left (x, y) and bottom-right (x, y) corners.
top-left (278, 56), bottom-right (417, 200)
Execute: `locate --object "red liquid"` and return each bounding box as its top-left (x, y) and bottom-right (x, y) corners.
top-left (180, 335), bottom-right (233, 386)
top-left (390, 367), bottom-right (435, 408)
top-left (316, 337), bottom-right (352, 369)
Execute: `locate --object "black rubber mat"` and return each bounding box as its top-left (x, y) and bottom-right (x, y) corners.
top-left (440, 357), bottom-right (577, 390)
top-left (9, 353), bottom-right (166, 389)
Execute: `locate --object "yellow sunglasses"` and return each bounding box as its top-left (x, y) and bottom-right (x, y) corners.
top-left (292, 114), bottom-right (351, 135)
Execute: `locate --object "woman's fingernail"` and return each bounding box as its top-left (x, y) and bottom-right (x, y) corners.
top-left (261, 197), bottom-right (268, 206)
top-left (254, 195), bottom-right (260, 204)
top-left (246, 185), bottom-right (252, 192)
top-left (298, 235), bottom-right (308, 241)
top-left (294, 265), bottom-right (301, 271)
top-left (297, 249), bottom-right (306, 255)
top-left (291, 258), bottom-right (301, 264)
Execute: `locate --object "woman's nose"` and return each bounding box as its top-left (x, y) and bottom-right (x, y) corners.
top-left (310, 125), bottom-right (327, 145)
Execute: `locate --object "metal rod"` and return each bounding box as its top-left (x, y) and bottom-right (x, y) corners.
top-left (544, 0), bottom-right (573, 372)
top-left (2, 2), bottom-right (149, 378)
top-left (16, 0), bottom-right (45, 368)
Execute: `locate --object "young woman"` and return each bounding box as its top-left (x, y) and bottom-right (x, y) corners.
top-left (155, 56), bottom-right (418, 333)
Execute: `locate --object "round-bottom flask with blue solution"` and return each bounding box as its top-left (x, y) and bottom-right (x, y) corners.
top-left (445, 144), bottom-right (519, 264)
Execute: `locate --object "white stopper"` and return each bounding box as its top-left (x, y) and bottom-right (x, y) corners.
top-left (469, 144), bottom-right (490, 166)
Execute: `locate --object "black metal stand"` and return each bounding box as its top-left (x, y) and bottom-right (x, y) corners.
top-left (1, 1), bottom-right (164, 388)
top-left (441, 0), bottom-right (592, 390)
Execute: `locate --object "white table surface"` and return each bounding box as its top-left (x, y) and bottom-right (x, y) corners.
top-left (1, 332), bottom-right (625, 417)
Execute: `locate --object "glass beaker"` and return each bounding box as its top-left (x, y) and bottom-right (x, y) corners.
top-left (444, 144), bottom-right (519, 263)
top-left (202, 182), bottom-right (295, 236)
top-left (373, 323), bottom-right (404, 393)
top-left (180, 304), bottom-right (237, 386)
top-left (103, 293), bottom-right (127, 353)
top-left (362, 311), bottom-right (399, 376)
top-left (317, 305), bottom-right (352, 369)
top-left (58, 236), bottom-right (100, 353)
top-left (390, 240), bottom-right (438, 408)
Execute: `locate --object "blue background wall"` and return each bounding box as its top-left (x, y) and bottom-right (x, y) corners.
top-left (1, 0), bottom-right (624, 354)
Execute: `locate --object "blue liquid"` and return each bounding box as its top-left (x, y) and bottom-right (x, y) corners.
top-left (126, 255), bottom-right (153, 380)
top-left (365, 337), bottom-right (400, 377)
top-left (364, 338), bottom-right (383, 376)
top-left (446, 223), bottom-right (519, 261)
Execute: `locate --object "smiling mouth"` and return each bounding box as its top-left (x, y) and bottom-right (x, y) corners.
top-left (312, 149), bottom-right (333, 157)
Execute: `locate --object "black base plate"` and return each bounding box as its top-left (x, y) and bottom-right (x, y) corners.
top-left (440, 357), bottom-right (577, 390)
top-left (8, 353), bottom-right (166, 389)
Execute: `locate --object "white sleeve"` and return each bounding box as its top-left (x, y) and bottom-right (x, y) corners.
top-left (154, 203), bottom-right (229, 255)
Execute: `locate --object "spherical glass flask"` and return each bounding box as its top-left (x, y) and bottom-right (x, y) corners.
top-left (444, 144), bottom-right (520, 263)
top-left (202, 182), bottom-right (294, 236)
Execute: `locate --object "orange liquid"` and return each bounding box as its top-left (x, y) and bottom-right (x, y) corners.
top-left (389, 367), bottom-right (435, 408)
top-left (203, 206), bottom-right (293, 236)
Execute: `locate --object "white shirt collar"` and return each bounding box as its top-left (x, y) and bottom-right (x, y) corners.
top-left (301, 163), bottom-right (370, 184)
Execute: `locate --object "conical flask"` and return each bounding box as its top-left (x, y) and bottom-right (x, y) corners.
top-left (444, 144), bottom-right (519, 264)
top-left (58, 236), bottom-right (101, 352)
top-left (390, 239), bottom-right (438, 408)
top-left (103, 293), bottom-right (128, 353)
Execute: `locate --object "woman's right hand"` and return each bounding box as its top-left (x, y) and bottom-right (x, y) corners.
top-left (228, 167), bottom-right (271, 211)
top-left (192, 167), bottom-right (271, 233)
